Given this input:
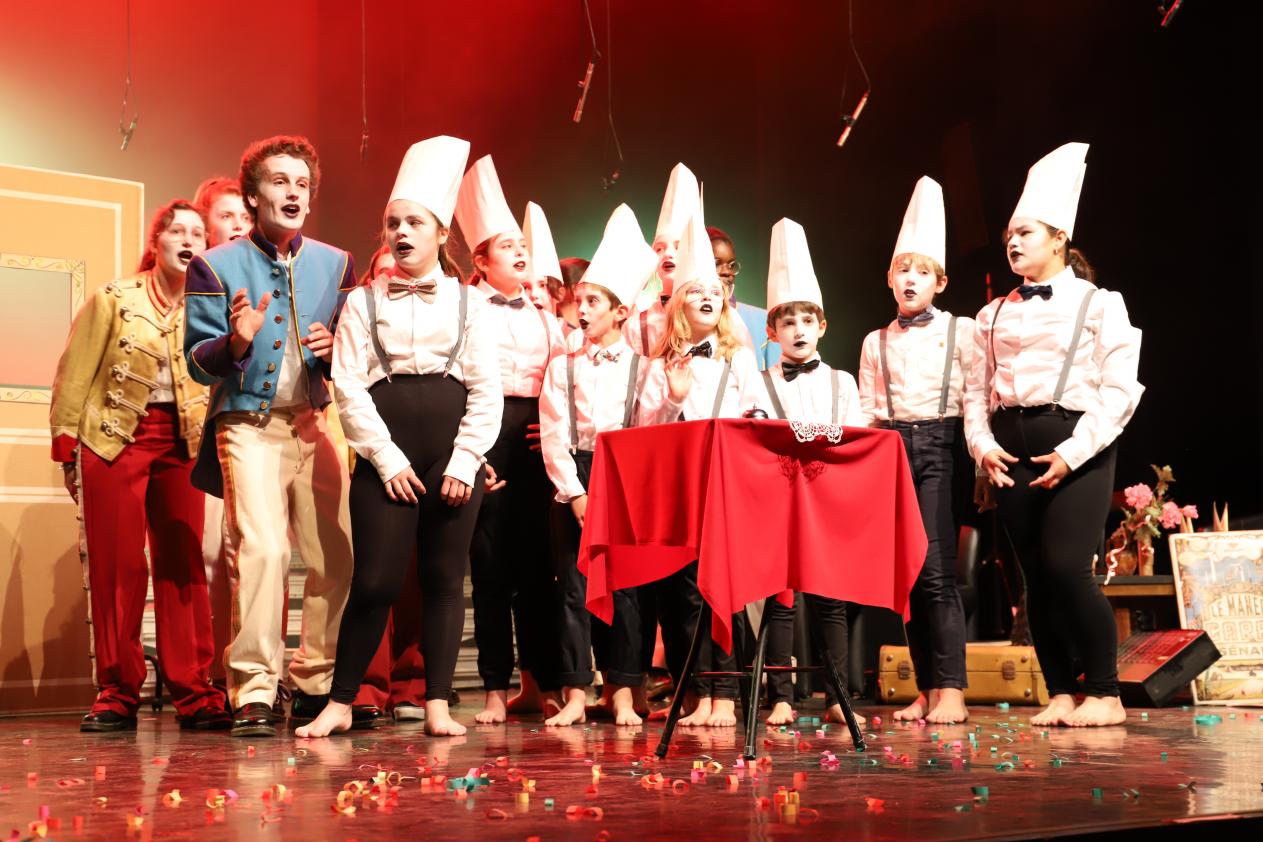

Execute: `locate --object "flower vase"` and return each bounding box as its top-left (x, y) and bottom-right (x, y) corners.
top-left (1136, 533), bottom-right (1155, 576)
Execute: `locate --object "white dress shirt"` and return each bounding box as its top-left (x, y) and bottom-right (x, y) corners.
top-left (763, 356), bottom-right (864, 426)
top-left (271, 251), bottom-right (310, 408)
top-left (539, 337), bottom-right (645, 502)
top-left (331, 266), bottom-right (503, 486)
top-left (475, 280), bottom-right (566, 398)
top-left (963, 268), bottom-right (1144, 471)
top-left (857, 309), bottom-right (976, 424)
top-left (637, 337), bottom-right (763, 426)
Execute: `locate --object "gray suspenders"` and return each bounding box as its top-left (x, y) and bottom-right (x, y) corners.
top-left (364, 286), bottom-right (392, 382)
top-left (622, 355), bottom-right (641, 429)
top-left (987, 288), bottom-right (1096, 408)
top-left (364, 281), bottom-right (468, 382)
top-left (710, 358), bottom-right (732, 419)
top-left (760, 366), bottom-right (845, 425)
top-left (639, 310), bottom-right (651, 356)
top-left (566, 352), bottom-right (643, 453)
top-left (937, 316), bottom-right (958, 419)
top-left (831, 369), bottom-right (841, 426)
top-left (879, 314), bottom-right (958, 422)
top-left (761, 369), bottom-right (787, 420)
top-left (1053, 290), bottom-right (1096, 406)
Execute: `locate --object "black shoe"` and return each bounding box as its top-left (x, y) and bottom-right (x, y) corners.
top-left (289, 690), bottom-right (329, 723)
top-left (351, 705), bottom-right (383, 730)
top-left (179, 706), bottom-right (233, 731)
top-left (231, 703), bottom-right (277, 738)
top-left (449, 689), bottom-right (461, 706)
top-left (80, 710), bottom-right (138, 733)
top-left (270, 685), bottom-right (292, 722)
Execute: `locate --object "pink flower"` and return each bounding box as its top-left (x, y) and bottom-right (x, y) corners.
top-left (1181, 504), bottom-right (1199, 520)
top-left (1124, 483), bottom-right (1154, 510)
top-left (1160, 501), bottom-right (1183, 530)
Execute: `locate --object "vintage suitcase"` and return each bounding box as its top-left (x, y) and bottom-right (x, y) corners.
top-left (878, 641), bottom-right (1050, 706)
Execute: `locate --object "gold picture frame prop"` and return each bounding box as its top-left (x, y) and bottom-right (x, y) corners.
top-left (1169, 529), bottom-right (1263, 705)
top-left (0, 252), bottom-right (86, 404)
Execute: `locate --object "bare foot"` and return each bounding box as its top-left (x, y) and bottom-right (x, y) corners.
top-left (1064, 696), bottom-right (1126, 727)
top-left (424, 699), bottom-right (467, 736)
top-left (893, 691), bottom-right (932, 722)
top-left (475, 690), bottom-right (507, 724)
top-left (765, 701), bottom-right (795, 726)
top-left (679, 696), bottom-right (712, 726)
top-left (295, 700), bottom-right (352, 738)
top-left (825, 703), bottom-right (867, 727)
top-left (610, 686), bottom-right (643, 726)
top-left (545, 688), bottom-right (588, 726)
top-left (706, 699), bottom-right (737, 727)
top-left (1030, 694), bottom-right (1077, 727)
top-left (926, 688), bottom-right (969, 724)
top-left (506, 671), bottom-right (542, 714)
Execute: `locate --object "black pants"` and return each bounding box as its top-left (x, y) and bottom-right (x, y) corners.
top-left (764, 594), bottom-right (852, 705)
top-left (330, 375), bottom-right (483, 705)
top-left (550, 450), bottom-right (645, 688)
top-left (992, 406), bottom-right (1119, 698)
top-left (470, 396), bottom-right (560, 691)
top-left (891, 418), bottom-right (968, 691)
top-left (648, 562), bottom-right (740, 700)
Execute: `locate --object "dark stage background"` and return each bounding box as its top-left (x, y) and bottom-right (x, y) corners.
top-left (2, 0), bottom-right (1256, 520)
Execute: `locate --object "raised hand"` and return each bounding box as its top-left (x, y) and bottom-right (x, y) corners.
top-left (229, 288), bottom-right (272, 359)
top-left (665, 356), bottom-right (694, 403)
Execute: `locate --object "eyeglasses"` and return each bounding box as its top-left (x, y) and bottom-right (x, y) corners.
top-left (715, 259), bottom-right (741, 276)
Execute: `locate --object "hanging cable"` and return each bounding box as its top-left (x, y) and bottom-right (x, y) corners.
top-left (573, 0), bottom-right (601, 122)
top-left (601, 0), bottom-right (624, 189)
top-left (835, 0), bottom-right (871, 149)
top-left (359, 0), bottom-right (370, 160)
top-left (118, 0), bottom-right (138, 151)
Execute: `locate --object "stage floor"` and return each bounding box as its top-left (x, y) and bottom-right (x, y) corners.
top-left (3, 703), bottom-right (1262, 840)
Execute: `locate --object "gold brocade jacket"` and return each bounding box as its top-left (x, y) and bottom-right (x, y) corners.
top-left (49, 271), bottom-right (209, 463)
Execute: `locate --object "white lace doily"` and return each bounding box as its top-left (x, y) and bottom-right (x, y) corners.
top-left (789, 420), bottom-right (844, 444)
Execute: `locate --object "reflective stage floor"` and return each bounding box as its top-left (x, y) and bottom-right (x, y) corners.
top-left (3, 703), bottom-right (1262, 840)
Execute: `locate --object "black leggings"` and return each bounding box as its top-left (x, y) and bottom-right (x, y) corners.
top-left (470, 397), bottom-right (560, 691)
top-left (330, 375), bottom-right (484, 705)
top-left (764, 594), bottom-right (852, 705)
top-left (992, 406), bottom-right (1119, 698)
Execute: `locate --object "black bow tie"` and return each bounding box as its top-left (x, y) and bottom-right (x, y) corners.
top-left (1017, 284), bottom-right (1053, 301)
top-left (489, 293), bottom-right (527, 309)
top-left (782, 359), bottom-right (821, 382)
top-left (687, 341), bottom-right (713, 358)
top-left (593, 348), bottom-right (621, 365)
top-left (897, 310), bottom-right (935, 329)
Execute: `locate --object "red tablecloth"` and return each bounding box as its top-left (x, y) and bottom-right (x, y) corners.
top-left (579, 419), bottom-right (927, 652)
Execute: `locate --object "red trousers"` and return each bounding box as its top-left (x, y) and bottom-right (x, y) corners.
top-left (80, 405), bottom-right (223, 717)
top-left (354, 560), bottom-right (426, 709)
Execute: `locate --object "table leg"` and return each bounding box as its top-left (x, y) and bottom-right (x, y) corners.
top-left (743, 604), bottom-right (770, 760)
top-left (655, 602), bottom-right (711, 758)
top-left (810, 616), bottom-right (866, 752)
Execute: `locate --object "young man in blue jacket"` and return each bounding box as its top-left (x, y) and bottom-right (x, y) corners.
top-left (185, 135), bottom-right (355, 738)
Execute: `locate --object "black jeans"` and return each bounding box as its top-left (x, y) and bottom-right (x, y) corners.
top-left (470, 397), bottom-right (560, 691)
top-left (891, 418), bottom-right (968, 692)
top-left (550, 450), bottom-right (646, 688)
top-left (330, 375), bottom-right (484, 705)
top-left (992, 406), bottom-right (1119, 698)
